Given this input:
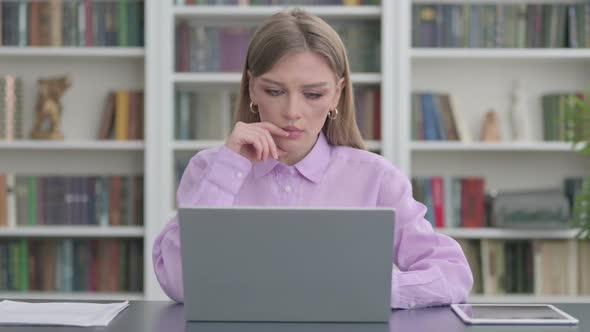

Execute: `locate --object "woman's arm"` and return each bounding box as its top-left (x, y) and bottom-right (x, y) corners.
top-left (152, 121), bottom-right (289, 302)
top-left (152, 146), bottom-right (252, 302)
top-left (377, 167), bottom-right (474, 309)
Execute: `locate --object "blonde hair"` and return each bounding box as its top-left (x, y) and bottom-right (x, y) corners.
top-left (235, 9), bottom-right (366, 150)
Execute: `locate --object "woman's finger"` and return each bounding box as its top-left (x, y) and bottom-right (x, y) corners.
top-left (256, 122), bottom-right (290, 137)
top-left (252, 126), bottom-right (278, 160)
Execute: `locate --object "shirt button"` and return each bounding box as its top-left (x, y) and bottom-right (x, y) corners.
top-left (236, 172), bottom-right (243, 179)
top-left (284, 185), bottom-right (292, 193)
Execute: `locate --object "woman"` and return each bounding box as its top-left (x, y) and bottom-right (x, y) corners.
top-left (153, 8), bottom-right (473, 309)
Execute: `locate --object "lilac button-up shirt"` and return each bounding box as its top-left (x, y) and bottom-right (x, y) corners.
top-left (153, 132), bottom-right (473, 308)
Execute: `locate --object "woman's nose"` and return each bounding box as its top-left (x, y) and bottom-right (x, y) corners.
top-left (284, 95), bottom-right (303, 120)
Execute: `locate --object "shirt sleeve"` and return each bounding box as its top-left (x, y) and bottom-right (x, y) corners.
top-left (377, 167), bottom-right (474, 309)
top-left (152, 146), bottom-right (252, 302)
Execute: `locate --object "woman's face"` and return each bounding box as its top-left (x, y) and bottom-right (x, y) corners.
top-left (249, 51), bottom-right (343, 164)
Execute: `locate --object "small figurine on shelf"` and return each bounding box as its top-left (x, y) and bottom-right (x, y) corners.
top-left (509, 79), bottom-right (532, 141)
top-left (480, 109), bottom-right (502, 142)
top-left (30, 75), bottom-right (72, 140)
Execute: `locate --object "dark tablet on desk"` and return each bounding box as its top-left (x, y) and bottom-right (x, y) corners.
top-left (451, 304), bottom-right (579, 325)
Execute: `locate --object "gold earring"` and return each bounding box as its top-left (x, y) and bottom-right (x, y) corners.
top-left (249, 101), bottom-right (258, 114)
top-left (328, 108), bottom-right (338, 120)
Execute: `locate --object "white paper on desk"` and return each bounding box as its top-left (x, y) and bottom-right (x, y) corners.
top-left (0, 300), bottom-right (129, 327)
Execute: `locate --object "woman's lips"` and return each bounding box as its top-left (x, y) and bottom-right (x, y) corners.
top-left (283, 126), bottom-right (304, 139)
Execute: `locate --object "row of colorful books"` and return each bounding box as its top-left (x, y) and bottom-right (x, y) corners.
top-left (412, 176), bottom-right (485, 228)
top-left (412, 91), bottom-right (590, 143)
top-left (174, 87), bottom-right (382, 141)
top-left (0, 238), bottom-right (143, 292)
top-left (411, 93), bottom-right (465, 142)
top-left (98, 90), bottom-right (144, 140)
top-left (174, 90), bottom-right (236, 140)
top-left (413, 3), bottom-right (590, 48)
top-left (175, 22), bottom-right (380, 73)
top-left (354, 87), bottom-right (381, 141)
top-left (175, 0), bottom-right (379, 5)
top-left (411, 176), bottom-right (585, 229)
top-left (0, 76), bottom-right (23, 141)
top-left (0, 175), bottom-right (144, 227)
top-left (459, 239), bottom-right (590, 296)
top-left (542, 93), bottom-right (590, 142)
top-left (1, 0), bottom-right (144, 47)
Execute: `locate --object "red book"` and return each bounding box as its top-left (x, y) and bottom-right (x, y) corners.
top-left (430, 177), bottom-right (445, 228)
top-left (461, 178), bottom-right (485, 228)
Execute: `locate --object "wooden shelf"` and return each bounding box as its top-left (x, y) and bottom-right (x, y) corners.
top-left (0, 140), bottom-right (145, 151)
top-left (411, 141), bottom-right (581, 152)
top-left (0, 226), bottom-right (145, 238)
top-left (438, 228), bottom-right (580, 240)
top-left (173, 5), bottom-right (381, 19)
top-left (0, 291), bottom-right (144, 301)
top-left (411, 48), bottom-right (590, 60)
top-left (0, 47), bottom-right (145, 58)
top-left (174, 72), bottom-right (381, 86)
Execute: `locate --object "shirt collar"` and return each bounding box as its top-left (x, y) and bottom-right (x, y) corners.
top-left (252, 131), bottom-right (331, 183)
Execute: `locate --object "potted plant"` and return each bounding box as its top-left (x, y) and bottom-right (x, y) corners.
top-left (567, 92), bottom-right (590, 239)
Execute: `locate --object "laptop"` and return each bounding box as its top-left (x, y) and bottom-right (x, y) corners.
top-left (179, 207), bottom-right (395, 322)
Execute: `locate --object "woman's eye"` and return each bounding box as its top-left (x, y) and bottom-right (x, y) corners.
top-left (305, 92), bottom-right (323, 100)
top-left (265, 89), bottom-right (283, 96)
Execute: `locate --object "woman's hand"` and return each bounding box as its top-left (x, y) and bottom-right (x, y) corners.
top-left (226, 122), bottom-right (290, 162)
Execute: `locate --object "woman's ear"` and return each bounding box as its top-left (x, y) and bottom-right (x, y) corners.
top-left (333, 77), bottom-right (345, 108)
top-left (247, 71), bottom-right (256, 103)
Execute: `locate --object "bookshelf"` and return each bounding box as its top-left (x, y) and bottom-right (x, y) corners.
top-left (2, 0), bottom-right (588, 303)
top-left (0, 0), bottom-right (151, 300)
top-left (149, 0), bottom-right (590, 302)
top-left (156, 0), bottom-right (394, 302)
top-left (405, 0), bottom-right (590, 302)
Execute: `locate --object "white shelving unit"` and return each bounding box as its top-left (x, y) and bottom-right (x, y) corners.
top-left (156, 2), bottom-right (392, 303)
top-left (0, 1), bottom-right (152, 301)
top-left (404, 0), bottom-right (590, 304)
top-left (5, 0), bottom-right (587, 303)
top-left (151, 0), bottom-right (590, 303)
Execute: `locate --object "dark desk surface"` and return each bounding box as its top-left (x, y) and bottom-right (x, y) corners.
top-left (0, 301), bottom-right (587, 332)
